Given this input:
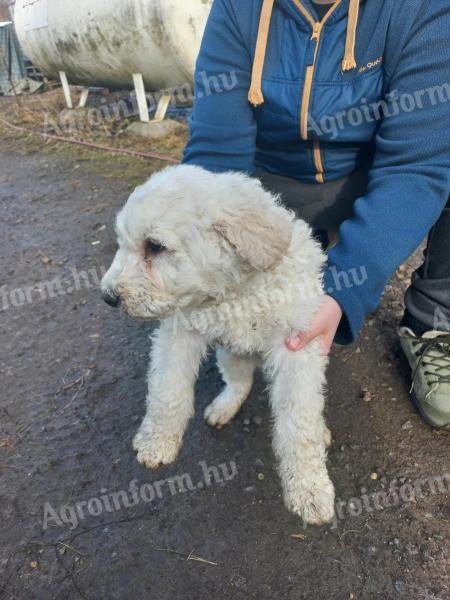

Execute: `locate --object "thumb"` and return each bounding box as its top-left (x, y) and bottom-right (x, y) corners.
top-left (286, 330), bottom-right (314, 352)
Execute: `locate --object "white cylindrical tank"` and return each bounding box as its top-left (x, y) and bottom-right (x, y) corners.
top-left (14, 0), bottom-right (212, 90)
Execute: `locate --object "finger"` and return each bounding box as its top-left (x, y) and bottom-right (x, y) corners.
top-left (321, 338), bottom-right (331, 356)
top-left (321, 332), bottom-right (335, 356)
top-left (285, 332), bottom-right (311, 352)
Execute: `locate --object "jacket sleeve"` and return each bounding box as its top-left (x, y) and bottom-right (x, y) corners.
top-left (324, 2), bottom-right (450, 344)
top-left (183, 0), bottom-right (257, 174)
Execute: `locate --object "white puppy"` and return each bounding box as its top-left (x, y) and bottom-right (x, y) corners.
top-left (102, 165), bottom-right (335, 524)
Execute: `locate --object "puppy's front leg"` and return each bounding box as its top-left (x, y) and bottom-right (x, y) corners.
top-left (133, 319), bottom-right (206, 469)
top-left (265, 340), bottom-right (335, 525)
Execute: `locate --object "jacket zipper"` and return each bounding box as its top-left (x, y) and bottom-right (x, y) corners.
top-left (292, 0), bottom-right (343, 183)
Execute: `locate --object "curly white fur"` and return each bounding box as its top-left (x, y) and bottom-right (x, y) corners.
top-left (102, 165), bottom-right (335, 524)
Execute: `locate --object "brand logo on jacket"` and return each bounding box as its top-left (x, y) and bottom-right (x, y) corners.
top-left (358, 56), bottom-right (383, 74)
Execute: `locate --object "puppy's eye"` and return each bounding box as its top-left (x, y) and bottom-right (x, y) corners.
top-left (145, 239), bottom-right (166, 259)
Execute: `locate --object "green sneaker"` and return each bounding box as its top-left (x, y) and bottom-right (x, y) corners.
top-left (399, 327), bottom-right (450, 429)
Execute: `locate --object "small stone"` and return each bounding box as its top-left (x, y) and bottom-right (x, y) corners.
top-left (362, 388), bottom-right (372, 402)
top-left (394, 580), bottom-right (406, 594)
top-left (370, 472), bottom-right (378, 481)
top-left (30, 560), bottom-right (38, 568)
top-left (243, 427), bottom-right (250, 433)
top-left (244, 486), bottom-right (256, 493)
top-left (420, 546), bottom-right (433, 564)
top-left (253, 416), bottom-right (263, 426)
top-left (401, 420), bottom-right (413, 431)
top-left (368, 546), bottom-right (377, 556)
top-left (243, 418), bottom-right (251, 426)
top-left (41, 255), bottom-right (52, 264)
top-left (406, 543), bottom-right (418, 556)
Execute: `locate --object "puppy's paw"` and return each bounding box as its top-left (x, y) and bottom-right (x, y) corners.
top-left (133, 430), bottom-right (181, 469)
top-left (204, 394), bottom-right (239, 428)
top-left (282, 469), bottom-right (335, 525)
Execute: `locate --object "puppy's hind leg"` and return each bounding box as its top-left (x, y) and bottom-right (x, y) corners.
top-left (265, 340), bottom-right (335, 525)
top-left (204, 347), bottom-right (255, 428)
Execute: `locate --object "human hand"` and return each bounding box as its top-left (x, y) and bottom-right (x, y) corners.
top-left (285, 295), bottom-right (343, 355)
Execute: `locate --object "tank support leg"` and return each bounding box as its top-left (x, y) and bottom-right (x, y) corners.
top-left (59, 71), bottom-right (73, 109)
top-left (152, 94), bottom-right (171, 123)
top-left (132, 73), bottom-right (150, 123)
top-left (78, 87), bottom-right (90, 108)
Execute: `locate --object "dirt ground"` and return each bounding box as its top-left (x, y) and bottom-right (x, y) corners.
top-left (0, 130), bottom-right (449, 600)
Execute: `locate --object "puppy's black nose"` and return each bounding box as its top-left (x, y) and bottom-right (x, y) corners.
top-left (102, 289), bottom-right (120, 307)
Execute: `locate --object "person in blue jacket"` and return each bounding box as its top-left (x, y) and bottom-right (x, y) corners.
top-left (183, 0), bottom-right (450, 427)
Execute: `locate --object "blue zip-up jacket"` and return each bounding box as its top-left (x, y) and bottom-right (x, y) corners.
top-left (183, 0), bottom-right (450, 344)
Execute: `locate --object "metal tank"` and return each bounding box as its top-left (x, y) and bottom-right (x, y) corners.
top-left (14, 0), bottom-right (212, 90)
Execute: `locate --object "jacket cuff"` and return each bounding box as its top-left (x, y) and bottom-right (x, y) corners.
top-left (323, 264), bottom-right (366, 345)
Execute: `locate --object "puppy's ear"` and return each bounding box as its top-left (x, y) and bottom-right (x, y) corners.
top-left (213, 203), bottom-right (293, 271)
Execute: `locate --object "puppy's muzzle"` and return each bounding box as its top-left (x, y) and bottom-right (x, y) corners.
top-left (102, 288), bottom-right (121, 308)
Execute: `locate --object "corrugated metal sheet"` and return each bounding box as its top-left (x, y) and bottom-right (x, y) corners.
top-left (0, 22), bottom-right (27, 95)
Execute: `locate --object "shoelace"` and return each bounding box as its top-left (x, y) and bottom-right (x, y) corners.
top-left (410, 333), bottom-right (450, 393)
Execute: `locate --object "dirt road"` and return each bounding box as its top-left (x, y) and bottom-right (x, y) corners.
top-left (0, 144), bottom-right (449, 599)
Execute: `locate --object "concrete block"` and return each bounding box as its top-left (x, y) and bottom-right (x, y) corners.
top-left (126, 119), bottom-right (181, 140)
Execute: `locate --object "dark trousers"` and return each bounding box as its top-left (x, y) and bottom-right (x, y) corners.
top-left (255, 167), bottom-right (450, 334)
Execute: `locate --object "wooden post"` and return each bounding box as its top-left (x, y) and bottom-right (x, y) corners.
top-left (153, 94), bottom-right (171, 122)
top-left (77, 87), bottom-right (90, 108)
top-left (132, 73), bottom-right (149, 123)
top-left (59, 71), bottom-right (73, 109)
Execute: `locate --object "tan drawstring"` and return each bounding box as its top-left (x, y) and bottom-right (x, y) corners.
top-left (248, 0), bottom-right (275, 106)
top-left (248, 0), bottom-right (361, 105)
top-left (342, 0), bottom-right (360, 71)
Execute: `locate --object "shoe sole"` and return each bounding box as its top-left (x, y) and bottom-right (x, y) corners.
top-left (411, 390), bottom-right (450, 430)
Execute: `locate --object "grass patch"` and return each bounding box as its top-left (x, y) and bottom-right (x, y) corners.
top-left (0, 86), bottom-right (188, 186)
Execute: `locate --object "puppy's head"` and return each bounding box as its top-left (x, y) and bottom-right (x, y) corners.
top-left (101, 165), bottom-right (293, 320)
